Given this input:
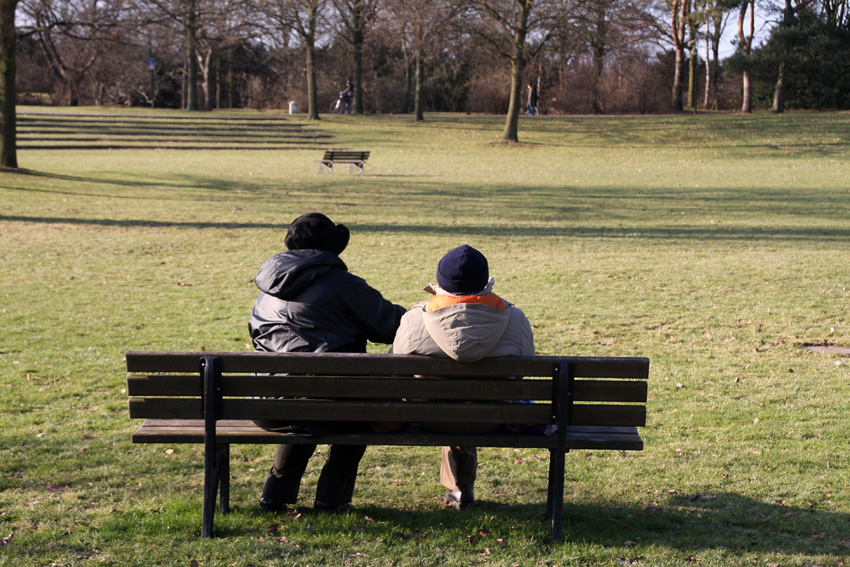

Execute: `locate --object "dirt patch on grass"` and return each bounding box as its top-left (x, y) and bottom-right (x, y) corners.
top-left (802, 344), bottom-right (850, 355)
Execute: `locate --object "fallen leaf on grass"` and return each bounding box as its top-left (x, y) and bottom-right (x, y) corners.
top-left (266, 523), bottom-right (279, 533)
top-left (0, 534), bottom-right (11, 547)
top-left (45, 484), bottom-right (69, 494)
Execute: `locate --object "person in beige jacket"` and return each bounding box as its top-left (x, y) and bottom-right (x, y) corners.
top-left (392, 245), bottom-right (534, 509)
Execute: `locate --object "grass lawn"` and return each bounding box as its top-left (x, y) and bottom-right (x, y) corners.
top-left (1, 107), bottom-right (849, 566)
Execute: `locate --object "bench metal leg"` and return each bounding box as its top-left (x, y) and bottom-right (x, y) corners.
top-left (202, 444), bottom-right (229, 537)
top-left (219, 444), bottom-right (231, 514)
top-left (547, 447), bottom-right (566, 542)
top-left (201, 355), bottom-right (223, 538)
top-left (546, 360), bottom-right (572, 542)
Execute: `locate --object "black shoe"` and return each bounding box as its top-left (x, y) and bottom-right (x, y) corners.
top-left (259, 498), bottom-right (288, 513)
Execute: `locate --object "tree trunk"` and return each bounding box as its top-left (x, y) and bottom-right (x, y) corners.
top-left (201, 49), bottom-right (214, 110)
top-left (502, 56), bottom-right (524, 142)
top-left (0, 0), bottom-right (18, 169)
top-left (703, 19), bottom-right (711, 109)
top-left (741, 71), bottom-right (752, 113)
top-left (186, 10), bottom-right (199, 111)
top-left (414, 52), bottom-right (423, 121)
top-left (351, 2), bottom-right (365, 114)
top-left (687, 42), bottom-right (697, 111)
top-left (771, 61), bottom-right (786, 113)
top-left (672, 47), bottom-right (685, 111)
top-left (501, 1), bottom-right (530, 143)
top-left (671, 0), bottom-right (689, 112)
top-left (737, 0), bottom-right (754, 113)
top-left (590, 3), bottom-right (606, 115)
top-left (306, 43), bottom-right (319, 119)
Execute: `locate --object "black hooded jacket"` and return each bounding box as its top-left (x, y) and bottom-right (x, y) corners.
top-left (249, 249), bottom-right (405, 353)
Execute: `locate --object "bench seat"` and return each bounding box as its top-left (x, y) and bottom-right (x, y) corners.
top-left (317, 150), bottom-right (369, 174)
top-left (133, 419), bottom-right (643, 450)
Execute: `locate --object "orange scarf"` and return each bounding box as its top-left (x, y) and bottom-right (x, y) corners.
top-left (426, 292), bottom-right (506, 312)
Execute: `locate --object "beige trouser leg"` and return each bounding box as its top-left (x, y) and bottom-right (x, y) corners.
top-left (440, 446), bottom-right (477, 494)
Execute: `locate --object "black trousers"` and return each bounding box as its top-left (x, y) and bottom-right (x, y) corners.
top-left (262, 443), bottom-right (367, 507)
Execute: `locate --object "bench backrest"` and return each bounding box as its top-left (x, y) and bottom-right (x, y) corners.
top-left (126, 352), bottom-right (648, 430)
top-left (322, 150), bottom-right (369, 161)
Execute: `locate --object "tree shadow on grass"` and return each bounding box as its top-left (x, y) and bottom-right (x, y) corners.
top-left (3, 214), bottom-right (850, 243)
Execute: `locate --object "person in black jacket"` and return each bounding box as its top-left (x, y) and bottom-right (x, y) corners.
top-left (249, 212), bottom-right (406, 513)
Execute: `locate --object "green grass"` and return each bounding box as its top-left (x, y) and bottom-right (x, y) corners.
top-left (2, 107), bottom-right (849, 566)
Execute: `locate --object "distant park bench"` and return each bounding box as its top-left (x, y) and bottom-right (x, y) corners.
top-left (317, 150), bottom-right (370, 174)
top-left (126, 351), bottom-right (649, 540)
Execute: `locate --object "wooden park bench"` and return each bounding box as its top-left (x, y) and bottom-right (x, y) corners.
top-left (317, 150), bottom-right (370, 174)
top-left (126, 351), bottom-right (649, 540)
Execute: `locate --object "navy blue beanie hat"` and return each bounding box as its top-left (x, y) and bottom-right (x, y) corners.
top-left (437, 245), bottom-right (489, 294)
top-left (285, 212), bottom-right (350, 255)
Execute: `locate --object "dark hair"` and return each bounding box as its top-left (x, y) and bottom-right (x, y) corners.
top-left (285, 213), bottom-right (350, 255)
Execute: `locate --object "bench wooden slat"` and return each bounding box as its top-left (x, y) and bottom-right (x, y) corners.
top-left (321, 151), bottom-right (369, 160)
top-left (126, 351), bottom-right (648, 379)
top-left (127, 374), bottom-right (646, 403)
top-left (130, 398), bottom-right (553, 423)
top-left (571, 404), bottom-right (646, 427)
top-left (127, 374), bottom-right (554, 400)
top-left (131, 419), bottom-right (643, 451)
top-left (129, 397), bottom-right (645, 426)
top-left (572, 379), bottom-right (647, 402)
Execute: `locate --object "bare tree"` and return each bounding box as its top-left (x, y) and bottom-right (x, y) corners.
top-left (21, 0), bottom-right (130, 106)
top-left (670, 0), bottom-right (691, 110)
top-left (737, 0), bottom-right (754, 112)
top-left (465, 0), bottom-right (554, 142)
top-left (702, 0), bottom-right (733, 109)
top-left (570, 0), bottom-right (659, 114)
top-left (379, 0), bottom-right (457, 120)
top-left (331, 0), bottom-right (376, 113)
top-left (0, 0), bottom-right (18, 169)
top-left (265, 0), bottom-right (327, 119)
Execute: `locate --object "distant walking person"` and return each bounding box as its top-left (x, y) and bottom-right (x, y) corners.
top-left (340, 80), bottom-right (354, 113)
top-left (526, 83), bottom-right (540, 116)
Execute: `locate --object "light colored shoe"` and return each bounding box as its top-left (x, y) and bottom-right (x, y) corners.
top-left (443, 490), bottom-right (474, 510)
